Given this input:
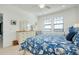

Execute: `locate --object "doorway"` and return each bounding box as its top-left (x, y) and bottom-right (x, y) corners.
top-left (0, 14), bottom-right (3, 48)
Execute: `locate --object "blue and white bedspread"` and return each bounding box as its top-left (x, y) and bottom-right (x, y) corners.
top-left (20, 34), bottom-right (79, 55)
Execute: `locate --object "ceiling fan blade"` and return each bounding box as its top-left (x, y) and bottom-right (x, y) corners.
top-left (45, 6), bottom-right (51, 9)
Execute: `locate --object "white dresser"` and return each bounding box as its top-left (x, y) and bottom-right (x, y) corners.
top-left (16, 31), bottom-right (36, 44)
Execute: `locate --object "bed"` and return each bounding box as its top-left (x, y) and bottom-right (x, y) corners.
top-left (19, 26), bottom-right (79, 55)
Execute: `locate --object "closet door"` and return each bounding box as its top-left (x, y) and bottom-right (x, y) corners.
top-left (0, 14), bottom-right (3, 48)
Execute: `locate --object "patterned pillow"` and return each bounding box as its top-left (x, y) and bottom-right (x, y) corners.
top-left (66, 26), bottom-right (78, 41)
top-left (69, 26), bottom-right (78, 33)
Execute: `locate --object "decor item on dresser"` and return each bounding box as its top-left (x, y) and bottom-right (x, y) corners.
top-left (36, 31), bottom-right (43, 35)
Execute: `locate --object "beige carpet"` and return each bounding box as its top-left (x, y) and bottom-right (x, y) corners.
top-left (0, 45), bottom-right (32, 55)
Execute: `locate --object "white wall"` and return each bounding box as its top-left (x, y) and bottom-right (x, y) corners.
top-left (76, 6), bottom-right (79, 23)
top-left (37, 7), bottom-right (78, 35)
top-left (0, 5), bottom-right (37, 48)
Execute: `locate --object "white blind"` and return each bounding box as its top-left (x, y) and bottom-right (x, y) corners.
top-left (42, 16), bottom-right (64, 32)
top-left (43, 16), bottom-right (52, 31)
top-left (54, 17), bottom-right (64, 31)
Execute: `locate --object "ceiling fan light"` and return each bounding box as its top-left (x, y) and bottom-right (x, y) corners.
top-left (39, 4), bottom-right (45, 8)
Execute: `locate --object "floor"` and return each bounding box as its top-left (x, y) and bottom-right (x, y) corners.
top-left (0, 45), bottom-right (32, 55)
top-left (0, 38), bottom-right (3, 48)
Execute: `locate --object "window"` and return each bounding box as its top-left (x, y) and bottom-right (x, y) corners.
top-left (43, 16), bottom-right (64, 32)
top-left (44, 17), bottom-right (52, 31)
top-left (54, 17), bottom-right (64, 32)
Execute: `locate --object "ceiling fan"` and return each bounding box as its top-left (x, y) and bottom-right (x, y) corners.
top-left (38, 4), bottom-right (51, 9)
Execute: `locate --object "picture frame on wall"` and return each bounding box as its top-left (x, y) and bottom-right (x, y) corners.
top-left (11, 20), bottom-right (16, 25)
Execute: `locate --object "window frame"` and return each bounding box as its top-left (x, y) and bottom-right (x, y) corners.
top-left (43, 17), bottom-right (52, 31)
top-left (53, 17), bottom-right (64, 32)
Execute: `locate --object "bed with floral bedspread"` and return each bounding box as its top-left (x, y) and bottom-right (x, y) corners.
top-left (20, 33), bottom-right (79, 55)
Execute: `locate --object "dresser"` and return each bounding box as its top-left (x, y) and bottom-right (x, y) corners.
top-left (16, 31), bottom-right (36, 44)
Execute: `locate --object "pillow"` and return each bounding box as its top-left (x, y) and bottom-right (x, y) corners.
top-left (69, 26), bottom-right (77, 33)
top-left (66, 32), bottom-right (77, 41)
top-left (66, 26), bottom-right (77, 41)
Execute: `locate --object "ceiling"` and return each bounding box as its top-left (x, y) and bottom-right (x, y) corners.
top-left (13, 4), bottom-right (78, 16)
top-left (0, 4), bottom-right (78, 16)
